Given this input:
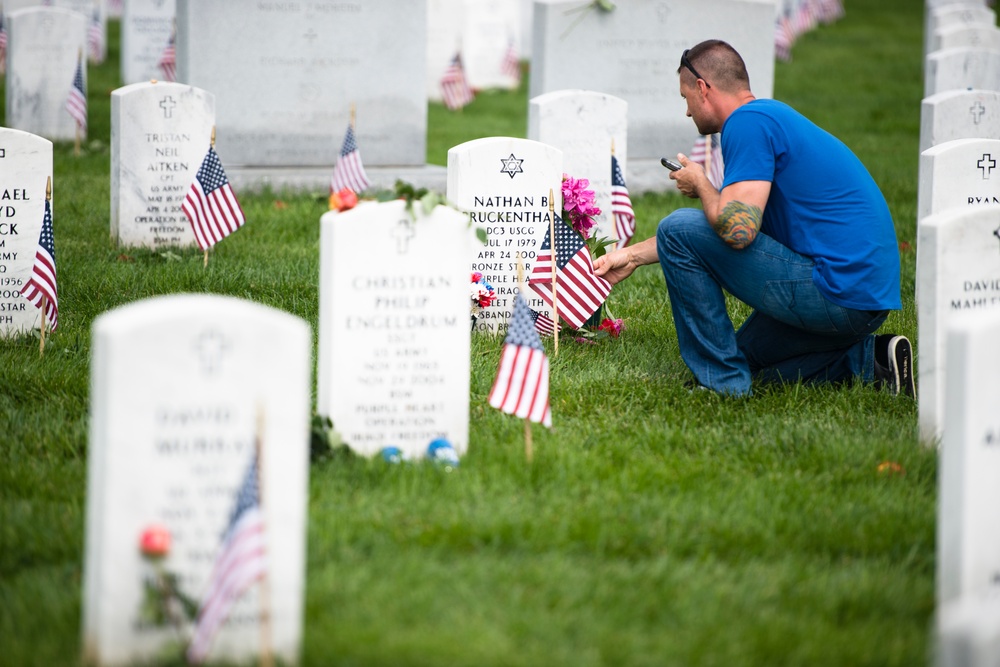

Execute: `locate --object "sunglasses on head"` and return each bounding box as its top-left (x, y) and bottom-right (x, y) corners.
top-left (681, 49), bottom-right (711, 88)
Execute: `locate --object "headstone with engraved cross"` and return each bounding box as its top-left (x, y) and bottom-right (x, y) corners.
top-left (931, 23), bottom-right (1000, 54)
top-left (175, 0), bottom-right (426, 171)
top-left (916, 183), bottom-right (1000, 443)
top-left (447, 136), bottom-right (563, 334)
top-left (0, 127), bottom-right (54, 339)
top-left (111, 80), bottom-right (214, 248)
top-left (83, 293), bottom-right (311, 666)
top-left (924, 3), bottom-right (996, 61)
top-left (120, 0), bottom-right (177, 84)
top-left (317, 200), bottom-right (476, 460)
top-left (937, 309), bottom-right (1000, 607)
top-left (920, 89), bottom-right (1000, 152)
top-left (5, 7), bottom-right (88, 142)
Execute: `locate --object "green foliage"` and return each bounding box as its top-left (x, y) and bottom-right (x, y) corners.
top-left (0, 4), bottom-right (934, 666)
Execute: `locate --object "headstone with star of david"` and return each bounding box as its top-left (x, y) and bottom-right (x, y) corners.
top-left (916, 202), bottom-right (1000, 443)
top-left (316, 199), bottom-right (475, 460)
top-left (111, 80), bottom-right (214, 248)
top-left (920, 89), bottom-right (1000, 153)
top-left (447, 136), bottom-right (563, 334)
top-left (5, 7), bottom-right (88, 142)
top-left (83, 294), bottom-right (311, 666)
top-left (925, 46), bottom-right (1000, 97)
top-left (936, 309), bottom-right (1000, 607)
top-left (528, 89), bottom-right (628, 246)
top-left (530, 0), bottom-right (775, 162)
top-left (120, 0), bottom-right (177, 85)
top-left (0, 127), bottom-right (54, 339)
top-left (175, 0), bottom-right (426, 169)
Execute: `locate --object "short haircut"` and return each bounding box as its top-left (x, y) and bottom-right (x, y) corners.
top-left (678, 40), bottom-right (751, 93)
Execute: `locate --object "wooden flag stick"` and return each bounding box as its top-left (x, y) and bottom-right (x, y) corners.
top-left (350, 102), bottom-right (356, 129)
top-left (549, 190), bottom-right (559, 357)
top-left (255, 404), bottom-right (274, 667)
top-left (74, 49), bottom-right (82, 157)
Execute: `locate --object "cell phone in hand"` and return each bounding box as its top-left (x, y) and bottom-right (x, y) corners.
top-left (660, 157), bottom-right (682, 171)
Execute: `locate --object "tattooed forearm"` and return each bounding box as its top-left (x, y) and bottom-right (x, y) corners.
top-left (713, 200), bottom-right (762, 249)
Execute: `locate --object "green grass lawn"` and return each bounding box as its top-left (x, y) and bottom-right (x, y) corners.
top-left (0, 2), bottom-right (936, 665)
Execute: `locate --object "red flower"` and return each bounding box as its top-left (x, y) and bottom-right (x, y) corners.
top-left (598, 317), bottom-right (624, 338)
top-left (139, 524), bottom-right (171, 558)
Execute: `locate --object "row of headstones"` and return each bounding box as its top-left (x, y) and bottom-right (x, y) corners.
top-left (919, 2), bottom-right (1000, 664)
top-left (78, 131), bottom-right (587, 665)
top-left (5, 0), bottom-right (779, 180)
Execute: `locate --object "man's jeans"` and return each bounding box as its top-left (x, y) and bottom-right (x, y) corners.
top-left (656, 209), bottom-right (887, 396)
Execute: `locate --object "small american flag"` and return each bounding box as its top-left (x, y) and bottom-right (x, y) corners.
top-left (500, 38), bottom-right (520, 83)
top-left (87, 10), bottom-right (103, 63)
top-left (441, 53), bottom-right (474, 111)
top-left (329, 124), bottom-right (371, 194)
top-left (158, 32), bottom-right (176, 82)
top-left (181, 145), bottom-right (246, 250)
top-left (611, 154), bottom-right (635, 249)
top-left (20, 198), bottom-right (58, 332)
top-left (690, 133), bottom-right (724, 190)
top-left (774, 13), bottom-right (795, 62)
top-left (187, 452), bottom-right (267, 664)
top-left (66, 55), bottom-right (87, 130)
top-left (529, 306), bottom-right (556, 337)
top-left (528, 214), bottom-right (612, 329)
top-left (488, 293), bottom-right (552, 427)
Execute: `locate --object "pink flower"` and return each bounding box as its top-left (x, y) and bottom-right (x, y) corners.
top-left (598, 318), bottom-right (625, 338)
top-left (139, 524), bottom-right (171, 558)
top-left (562, 174), bottom-right (602, 239)
top-left (471, 271), bottom-right (483, 283)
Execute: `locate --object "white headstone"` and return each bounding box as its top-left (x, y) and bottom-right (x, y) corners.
top-left (936, 592), bottom-right (1000, 667)
top-left (5, 7), bottom-right (88, 142)
top-left (111, 81), bottom-right (214, 248)
top-left (176, 0), bottom-right (427, 168)
top-left (0, 128), bottom-right (53, 338)
top-left (931, 23), bottom-right (1000, 53)
top-left (925, 47), bottom-right (1000, 97)
top-left (916, 202), bottom-right (1000, 443)
top-left (447, 136), bottom-right (562, 332)
top-left (918, 138), bottom-right (1000, 221)
top-left (925, 3), bottom-right (996, 59)
top-left (317, 200), bottom-right (474, 460)
top-left (120, 0), bottom-right (176, 85)
top-left (462, 0), bottom-right (521, 91)
top-left (528, 89), bottom-right (628, 244)
top-left (920, 89), bottom-right (1000, 153)
top-left (83, 294), bottom-right (310, 666)
top-left (427, 0), bottom-right (466, 103)
top-left (530, 0), bottom-right (775, 161)
top-left (937, 309), bottom-right (1000, 606)
top-left (2, 0), bottom-right (105, 62)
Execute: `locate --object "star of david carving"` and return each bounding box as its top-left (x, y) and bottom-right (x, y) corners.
top-left (500, 153), bottom-right (524, 179)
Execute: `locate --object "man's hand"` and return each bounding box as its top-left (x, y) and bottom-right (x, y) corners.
top-left (669, 153), bottom-right (708, 199)
top-left (594, 237), bottom-right (659, 285)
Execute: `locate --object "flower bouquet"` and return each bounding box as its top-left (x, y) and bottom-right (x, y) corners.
top-left (470, 271), bottom-right (497, 329)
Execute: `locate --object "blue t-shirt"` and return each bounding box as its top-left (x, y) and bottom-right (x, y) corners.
top-left (721, 99), bottom-right (901, 311)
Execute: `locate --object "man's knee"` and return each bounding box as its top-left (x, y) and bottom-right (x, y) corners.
top-left (657, 208), bottom-right (714, 256)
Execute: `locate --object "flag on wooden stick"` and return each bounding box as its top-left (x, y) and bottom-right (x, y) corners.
top-left (158, 30), bottom-right (176, 82)
top-left (528, 214), bottom-right (611, 329)
top-left (611, 154), bottom-right (635, 249)
top-left (66, 52), bottom-right (87, 130)
top-left (441, 53), bottom-right (474, 111)
top-left (182, 144), bottom-right (246, 251)
top-left (329, 123), bottom-right (371, 194)
top-left (187, 450), bottom-right (267, 663)
top-left (489, 292), bottom-right (552, 427)
top-left (87, 10), bottom-right (103, 63)
top-left (21, 193), bottom-right (58, 332)
top-left (690, 133), bottom-right (724, 190)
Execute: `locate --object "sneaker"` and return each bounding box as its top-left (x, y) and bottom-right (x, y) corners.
top-left (874, 334), bottom-right (915, 398)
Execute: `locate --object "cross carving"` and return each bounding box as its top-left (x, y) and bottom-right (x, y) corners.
top-left (970, 101), bottom-right (986, 125)
top-left (393, 218), bottom-right (415, 254)
top-left (159, 96), bottom-right (177, 119)
top-left (978, 153), bottom-right (996, 179)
